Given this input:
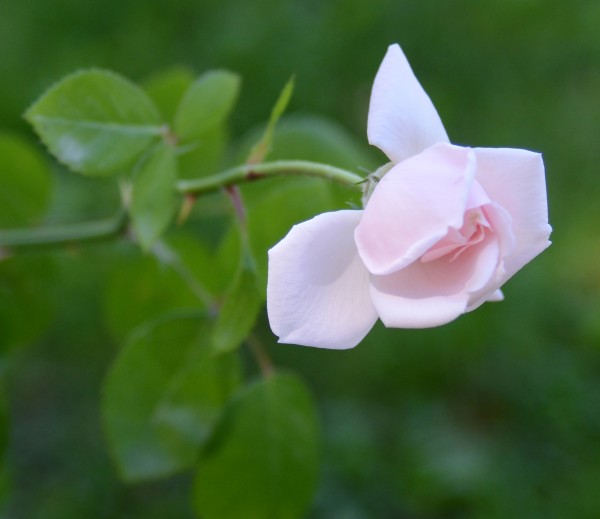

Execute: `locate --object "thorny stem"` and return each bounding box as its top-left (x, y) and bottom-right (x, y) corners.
top-left (176, 160), bottom-right (365, 196)
top-left (0, 210), bottom-right (126, 250)
top-left (0, 159), bottom-right (356, 374)
top-left (0, 160), bottom-right (363, 251)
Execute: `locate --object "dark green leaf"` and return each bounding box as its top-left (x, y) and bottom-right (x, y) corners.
top-left (0, 254), bottom-right (56, 352)
top-left (194, 373), bottom-right (319, 519)
top-left (0, 380), bottom-right (9, 459)
top-left (211, 257), bottom-right (264, 354)
top-left (0, 381), bottom-right (8, 512)
top-left (130, 144), bottom-right (178, 249)
top-left (143, 66), bottom-right (195, 123)
top-left (0, 132), bottom-right (52, 228)
top-left (174, 70), bottom-right (240, 141)
top-left (247, 75), bottom-right (294, 164)
top-left (103, 248), bottom-right (206, 343)
top-left (103, 313), bottom-right (240, 482)
top-left (25, 69), bottom-right (162, 175)
top-left (165, 233), bottom-right (223, 296)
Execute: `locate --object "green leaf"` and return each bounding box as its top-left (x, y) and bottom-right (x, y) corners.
top-left (193, 373), bottom-right (319, 519)
top-left (211, 257), bottom-right (264, 354)
top-left (130, 143), bottom-right (178, 249)
top-left (177, 126), bottom-right (227, 180)
top-left (165, 233), bottom-right (224, 296)
top-left (0, 254), bottom-right (56, 352)
top-left (0, 132), bottom-right (52, 228)
top-left (103, 313), bottom-right (240, 482)
top-left (0, 382), bottom-right (9, 512)
top-left (0, 380), bottom-right (9, 460)
top-left (174, 70), bottom-right (240, 141)
top-left (143, 66), bottom-right (195, 123)
top-left (25, 69), bottom-right (162, 175)
top-left (103, 246), bottom-right (209, 343)
top-left (247, 75), bottom-right (294, 164)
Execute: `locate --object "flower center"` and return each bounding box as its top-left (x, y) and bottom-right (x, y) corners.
top-left (421, 207), bottom-right (491, 263)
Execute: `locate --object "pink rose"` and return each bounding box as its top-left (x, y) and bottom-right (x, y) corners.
top-left (267, 44), bottom-right (551, 349)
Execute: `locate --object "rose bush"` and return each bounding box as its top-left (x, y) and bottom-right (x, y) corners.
top-left (267, 43), bottom-right (551, 349)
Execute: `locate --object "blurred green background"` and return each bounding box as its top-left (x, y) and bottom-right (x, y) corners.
top-left (2, 0), bottom-right (600, 517)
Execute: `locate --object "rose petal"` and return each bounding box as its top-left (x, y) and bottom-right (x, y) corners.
top-left (462, 202), bottom-right (516, 310)
top-left (267, 210), bottom-right (377, 349)
top-left (370, 234), bottom-right (500, 328)
top-left (355, 143), bottom-right (476, 276)
top-left (474, 147), bottom-right (552, 279)
top-left (482, 202), bottom-right (516, 259)
top-left (486, 289), bottom-right (504, 302)
top-left (367, 44), bottom-right (449, 163)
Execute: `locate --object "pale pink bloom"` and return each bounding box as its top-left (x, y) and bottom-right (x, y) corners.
top-left (267, 44), bottom-right (551, 349)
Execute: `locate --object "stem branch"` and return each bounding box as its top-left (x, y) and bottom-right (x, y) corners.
top-left (0, 210), bottom-right (126, 249)
top-left (247, 334), bottom-right (274, 378)
top-left (0, 160), bottom-right (365, 250)
top-left (176, 160), bottom-right (365, 196)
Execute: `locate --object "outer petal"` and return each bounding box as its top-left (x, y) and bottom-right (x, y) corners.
top-left (355, 143), bottom-right (477, 276)
top-left (370, 234), bottom-right (500, 328)
top-left (267, 210), bottom-right (377, 349)
top-left (474, 147), bottom-right (552, 280)
top-left (368, 43), bottom-right (449, 163)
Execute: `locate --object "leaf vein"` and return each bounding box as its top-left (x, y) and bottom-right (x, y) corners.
top-left (31, 115), bottom-right (164, 135)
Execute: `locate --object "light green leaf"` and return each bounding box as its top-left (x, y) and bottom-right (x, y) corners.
top-left (143, 66), bottom-right (195, 123)
top-left (103, 313), bottom-right (240, 482)
top-left (130, 143), bottom-right (177, 249)
top-left (211, 257), bottom-right (264, 354)
top-left (247, 75), bottom-right (294, 164)
top-left (25, 69), bottom-right (162, 175)
top-left (0, 132), bottom-right (52, 228)
top-left (177, 126), bottom-right (227, 180)
top-left (194, 373), bottom-right (319, 519)
top-left (174, 70), bottom-right (240, 141)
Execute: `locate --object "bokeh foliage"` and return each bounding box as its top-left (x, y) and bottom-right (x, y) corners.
top-left (1, 0), bottom-right (600, 517)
